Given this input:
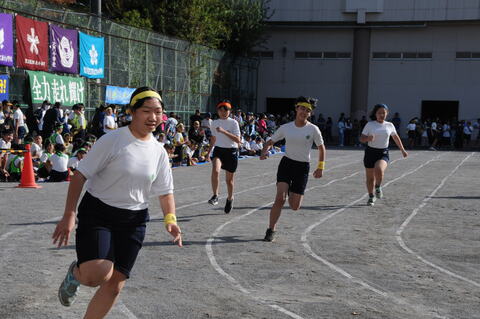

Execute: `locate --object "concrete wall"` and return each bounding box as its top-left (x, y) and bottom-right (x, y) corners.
top-left (268, 0), bottom-right (480, 22)
top-left (256, 29), bottom-right (353, 119)
top-left (369, 24), bottom-right (480, 124)
top-left (256, 24), bottom-right (480, 135)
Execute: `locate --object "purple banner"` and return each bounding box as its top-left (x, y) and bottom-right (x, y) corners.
top-left (50, 24), bottom-right (78, 74)
top-left (0, 13), bottom-right (14, 67)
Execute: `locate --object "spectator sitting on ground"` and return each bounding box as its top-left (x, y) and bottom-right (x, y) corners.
top-left (158, 133), bottom-right (169, 146)
top-left (63, 133), bottom-right (73, 155)
top-left (68, 148), bottom-right (87, 171)
top-left (250, 136), bottom-right (264, 156)
top-left (240, 135), bottom-right (255, 156)
top-left (188, 120), bottom-right (205, 145)
top-left (198, 144), bottom-right (210, 162)
top-left (184, 142), bottom-right (198, 166)
top-left (49, 123), bottom-right (65, 146)
top-left (164, 143), bottom-right (176, 165)
top-left (172, 123), bottom-right (186, 167)
top-left (7, 144), bottom-right (24, 182)
top-left (46, 143), bottom-right (69, 182)
top-left (31, 135), bottom-right (43, 161)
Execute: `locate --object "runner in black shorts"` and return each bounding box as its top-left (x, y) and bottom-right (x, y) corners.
top-left (52, 87), bottom-right (182, 318)
top-left (208, 100), bottom-right (241, 214)
top-left (360, 104), bottom-right (408, 206)
top-left (260, 96), bottom-right (326, 242)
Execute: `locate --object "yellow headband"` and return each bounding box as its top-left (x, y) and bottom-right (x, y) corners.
top-left (296, 102), bottom-right (314, 111)
top-left (130, 90), bottom-right (162, 106)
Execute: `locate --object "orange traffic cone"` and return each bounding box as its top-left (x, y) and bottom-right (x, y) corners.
top-left (17, 144), bottom-right (41, 189)
top-left (65, 168), bottom-right (72, 182)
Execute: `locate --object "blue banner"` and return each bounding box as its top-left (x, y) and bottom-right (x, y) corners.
top-left (105, 85), bottom-right (136, 105)
top-left (0, 75), bottom-right (8, 101)
top-left (79, 32), bottom-right (104, 78)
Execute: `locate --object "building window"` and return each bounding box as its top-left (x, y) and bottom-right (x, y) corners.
top-left (372, 52), bottom-right (432, 60)
top-left (457, 52), bottom-right (480, 60)
top-left (294, 51), bottom-right (351, 59)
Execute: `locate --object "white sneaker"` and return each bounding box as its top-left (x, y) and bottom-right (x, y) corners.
top-left (367, 195), bottom-right (376, 206)
top-left (429, 146), bottom-right (436, 151)
top-left (375, 186), bottom-right (383, 199)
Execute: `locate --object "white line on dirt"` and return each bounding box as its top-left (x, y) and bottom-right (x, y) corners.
top-left (206, 166), bottom-right (363, 319)
top-left (395, 153), bottom-right (480, 288)
top-left (301, 154), bottom-right (448, 318)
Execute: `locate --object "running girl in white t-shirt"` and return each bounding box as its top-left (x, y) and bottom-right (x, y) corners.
top-left (208, 100), bottom-right (241, 214)
top-left (52, 87), bottom-right (182, 318)
top-left (260, 97), bottom-right (326, 242)
top-left (360, 104), bottom-right (408, 206)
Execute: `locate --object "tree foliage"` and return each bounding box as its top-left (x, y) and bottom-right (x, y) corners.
top-left (102, 0), bottom-right (271, 55)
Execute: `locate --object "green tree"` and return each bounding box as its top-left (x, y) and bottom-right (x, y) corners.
top-left (100, 0), bottom-right (271, 55)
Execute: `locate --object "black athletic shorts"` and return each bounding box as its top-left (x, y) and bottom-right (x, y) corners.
top-left (276, 156), bottom-right (309, 195)
top-left (212, 146), bottom-right (239, 173)
top-left (364, 146), bottom-right (389, 169)
top-left (76, 192), bottom-right (149, 278)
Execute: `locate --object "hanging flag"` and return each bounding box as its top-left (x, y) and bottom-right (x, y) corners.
top-left (105, 85), bottom-right (136, 105)
top-left (0, 75), bottom-right (9, 101)
top-left (79, 32), bottom-right (104, 78)
top-left (27, 70), bottom-right (85, 106)
top-left (0, 13), bottom-right (14, 67)
top-left (15, 15), bottom-right (49, 71)
top-left (50, 25), bottom-right (78, 74)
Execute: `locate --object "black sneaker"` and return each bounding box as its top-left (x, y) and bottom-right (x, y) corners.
top-left (208, 195), bottom-right (219, 205)
top-left (264, 228), bottom-right (276, 242)
top-left (224, 198), bottom-right (233, 214)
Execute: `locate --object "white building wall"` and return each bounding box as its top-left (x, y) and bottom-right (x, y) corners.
top-left (369, 25), bottom-right (480, 132)
top-left (268, 0), bottom-right (480, 22)
top-left (257, 29), bottom-right (353, 120)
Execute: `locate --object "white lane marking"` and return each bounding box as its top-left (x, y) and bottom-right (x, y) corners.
top-left (301, 154), bottom-right (448, 318)
top-left (206, 170), bottom-right (362, 319)
top-left (151, 156), bottom-right (363, 219)
top-left (117, 302), bottom-right (140, 319)
top-left (0, 152), bottom-right (358, 319)
top-left (396, 153), bottom-right (480, 288)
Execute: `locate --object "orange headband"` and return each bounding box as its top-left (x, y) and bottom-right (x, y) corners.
top-left (216, 102), bottom-right (232, 109)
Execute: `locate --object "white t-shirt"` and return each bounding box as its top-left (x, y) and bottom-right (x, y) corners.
top-left (31, 143), bottom-right (43, 158)
top-left (407, 123), bottom-right (416, 131)
top-left (49, 153), bottom-right (69, 172)
top-left (103, 115), bottom-right (117, 133)
top-left (77, 126), bottom-right (174, 210)
top-left (362, 121), bottom-right (397, 149)
top-left (68, 157), bottom-right (81, 170)
top-left (211, 118), bottom-right (241, 149)
top-left (201, 118), bottom-right (212, 129)
top-left (464, 125), bottom-right (473, 135)
top-left (13, 109), bottom-right (25, 127)
top-left (0, 139), bottom-right (11, 149)
top-left (251, 141), bottom-right (263, 151)
top-left (443, 124), bottom-right (451, 137)
top-left (271, 121), bottom-right (324, 163)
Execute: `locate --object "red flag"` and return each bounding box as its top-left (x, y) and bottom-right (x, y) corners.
top-left (16, 15), bottom-right (48, 71)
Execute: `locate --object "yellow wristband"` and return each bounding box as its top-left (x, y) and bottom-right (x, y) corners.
top-left (317, 161), bottom-right (325, 170)
top-left (164, 213), bottom-right (177, 227)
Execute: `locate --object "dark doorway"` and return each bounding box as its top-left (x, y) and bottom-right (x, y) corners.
top-left (421, 100), bottom-right (459, 121)
top-left (266, 98), bottom-right (296, 116)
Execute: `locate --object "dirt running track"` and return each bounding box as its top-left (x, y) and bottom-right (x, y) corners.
top-left (0, 149), bottom-right (479, 319)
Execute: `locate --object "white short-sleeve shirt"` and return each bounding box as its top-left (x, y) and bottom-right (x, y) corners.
top-left (271, 121), bottom-right (324, 163)
top-left (211, 118), bottom-right (240, 148)
top-left (13, 109), bottom-right (25, 127)
top-left (49, 153), bottom-right (69, 172)
top-left (362, 120), bottom-right (397, 149)
top-left (77, 126), bottom-right (174, 210)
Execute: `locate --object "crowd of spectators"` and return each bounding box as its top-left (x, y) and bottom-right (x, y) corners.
top-left (0, 100), bottom-right (290, 182)
top-left (1, 98), bottom-right (478, 182)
